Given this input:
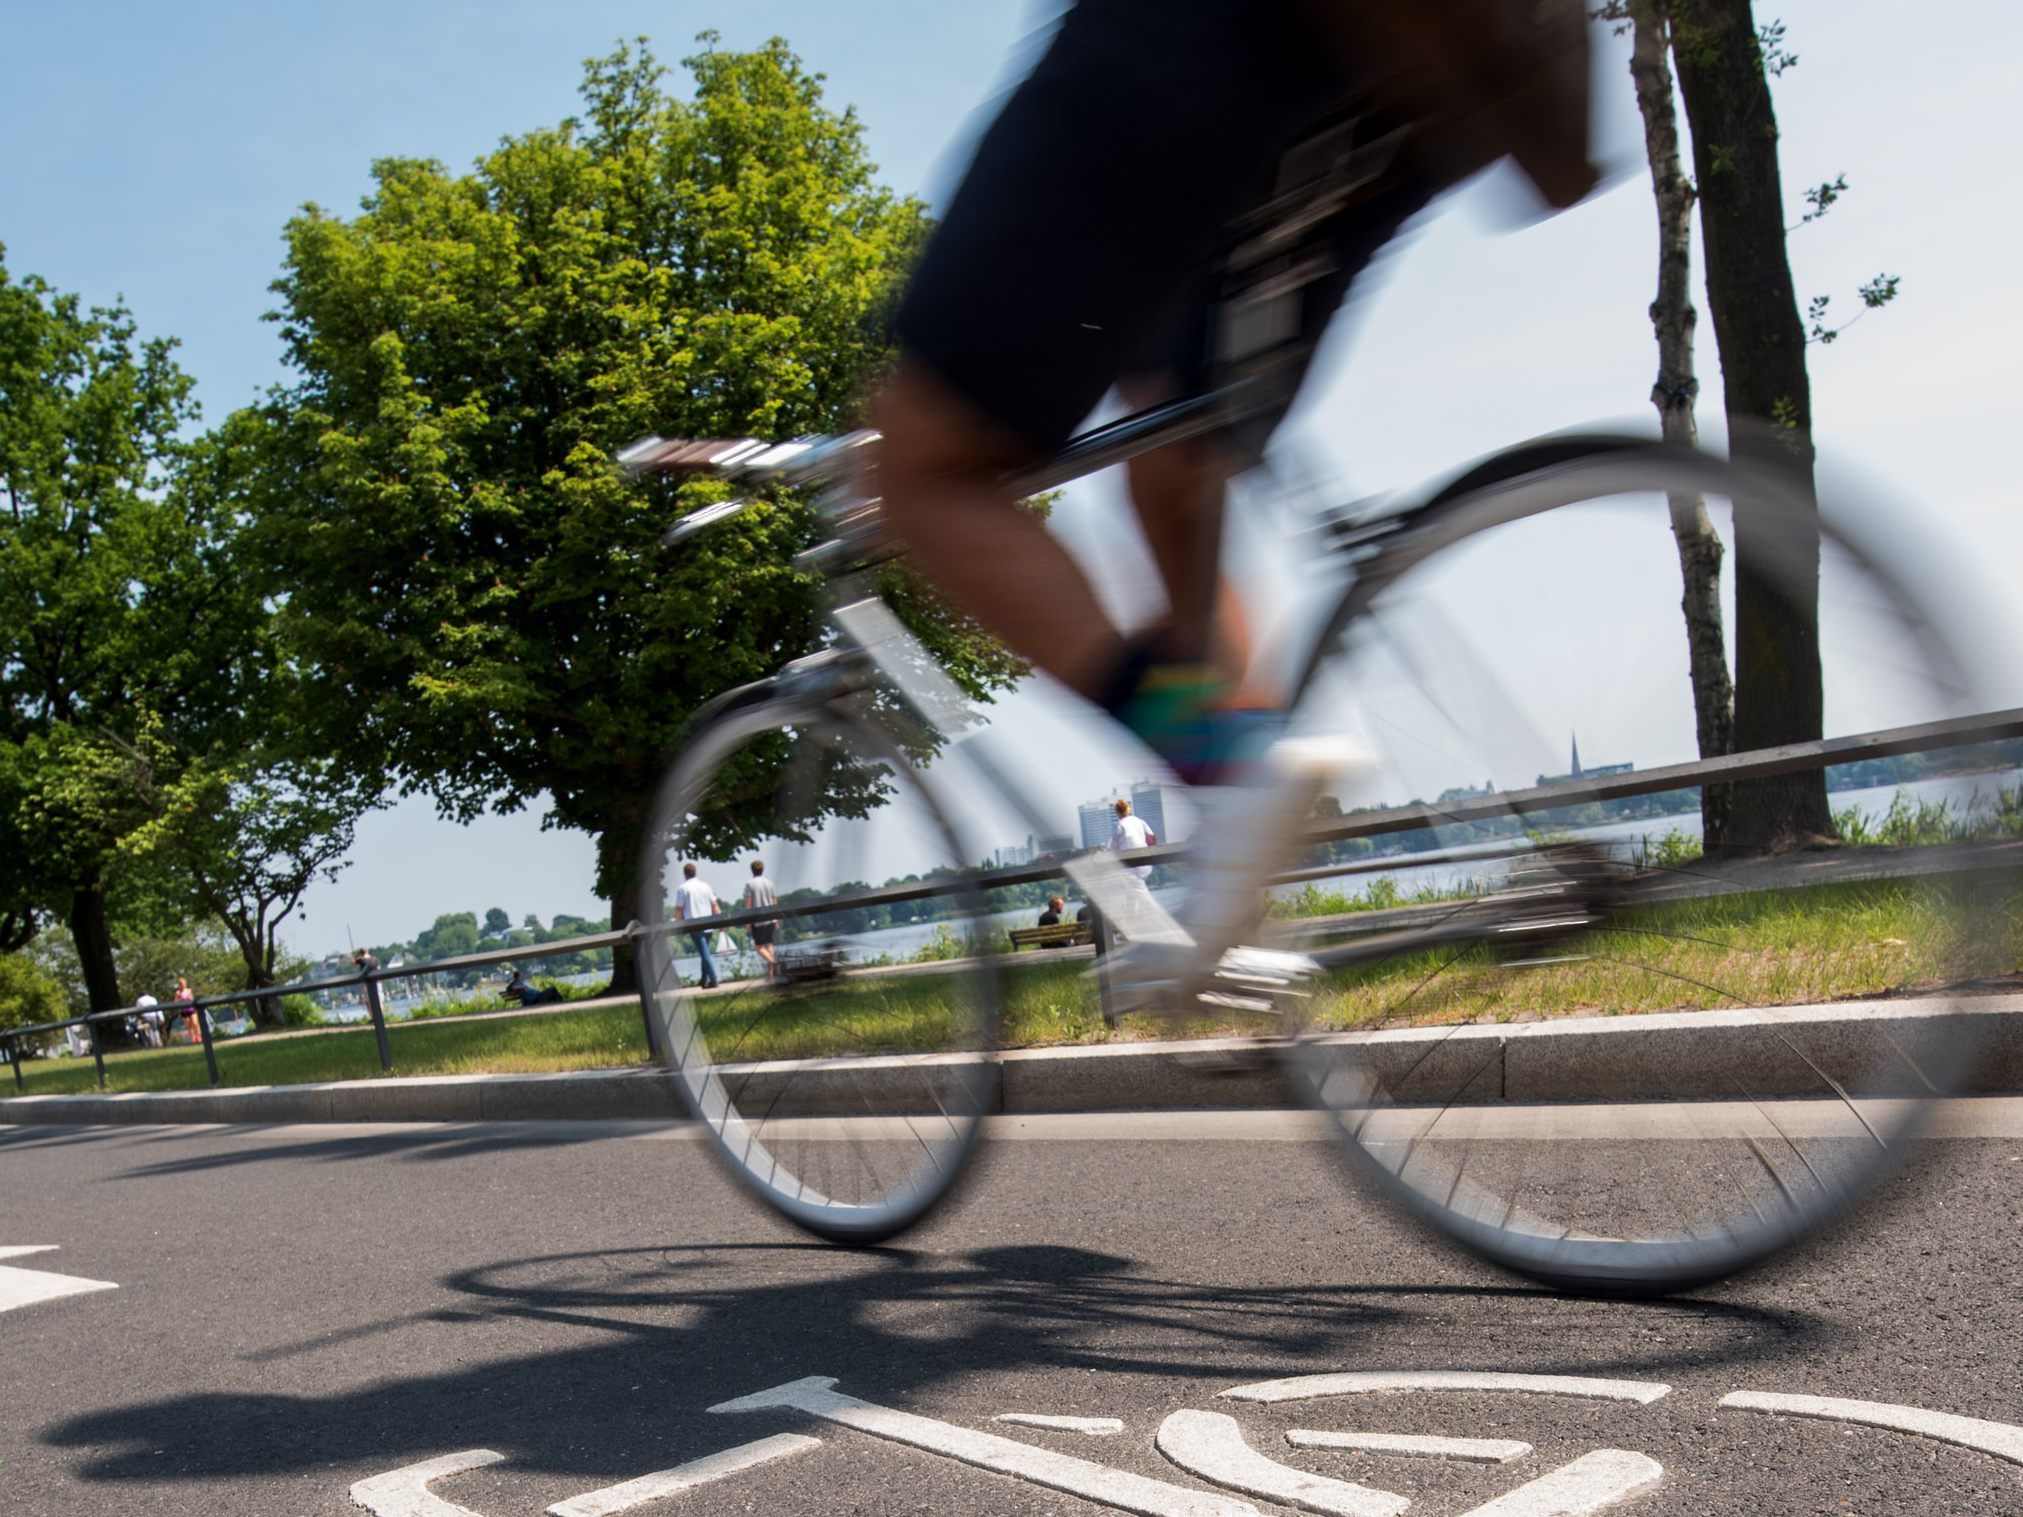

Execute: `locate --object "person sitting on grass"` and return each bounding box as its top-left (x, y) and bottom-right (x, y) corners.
top-left (504, 968), bottom-right (564, 1007)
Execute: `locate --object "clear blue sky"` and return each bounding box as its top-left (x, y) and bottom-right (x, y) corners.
top-left (5, 1), bottom-right (2017, 954)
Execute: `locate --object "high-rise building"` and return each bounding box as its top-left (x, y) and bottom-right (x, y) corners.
top-left (1077, 798), bottom-right (1115, 850)
top-left (1033, 832), bottom-right (1075, 857)
top-left (1130, 780), bottom-right (1171, 845)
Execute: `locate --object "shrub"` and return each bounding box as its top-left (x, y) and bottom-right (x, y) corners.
top-left (0, 952), bottom-right (69, 1035)
top-left (276, 994), bottom-right (323, 1028)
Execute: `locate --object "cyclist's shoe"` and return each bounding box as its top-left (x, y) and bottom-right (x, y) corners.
top-left (1106, 655), bottom-right (1286, 787)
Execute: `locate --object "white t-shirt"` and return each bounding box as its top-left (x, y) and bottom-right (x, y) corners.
top-left (676, 877), bottom-right (719, 920)
top-left (743, 875), bottom-right (779, 913)
top-left (1108, 815), bottom-right (1154, 851)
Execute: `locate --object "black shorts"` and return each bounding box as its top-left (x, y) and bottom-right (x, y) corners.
top-left (894, 0), bottom-right (1438, 461)
top-left (751, 923), bottom-right (777, 947)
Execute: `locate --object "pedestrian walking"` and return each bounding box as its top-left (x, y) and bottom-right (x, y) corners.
top-left (173, 976), bottom-right (199, 1044)
top-left (743, 859), bottom-right (781, 983)
top-left (677, 862), bottom-right (723, 989)
top-left (1108, 798), bottom-right (1155, 852)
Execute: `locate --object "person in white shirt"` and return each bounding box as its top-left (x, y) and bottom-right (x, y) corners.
top-left (676, 861), bottom-right (723, 989)
top-left (742, 859), bottom-right (781, 983)
top-left (1107, 797), bottom-right (1156, 853)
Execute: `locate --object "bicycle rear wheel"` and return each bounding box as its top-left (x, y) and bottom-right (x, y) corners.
top-left (636, 695), bottom-right (1001, 1243)
top-left (1283, 438), bottom-right (2018, 1293)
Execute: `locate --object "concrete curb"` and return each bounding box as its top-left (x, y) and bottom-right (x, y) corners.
top-left (4, 994), bottom-right (2019, 1128)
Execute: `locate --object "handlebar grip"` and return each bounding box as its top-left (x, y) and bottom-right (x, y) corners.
top-left (615, 436), bottom-right (764, 477)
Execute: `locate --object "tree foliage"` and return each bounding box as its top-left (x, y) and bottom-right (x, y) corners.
top-left (249, 38), bottom-right (1015, 982)
top-left (0, 245), bottom-right (209, 1008)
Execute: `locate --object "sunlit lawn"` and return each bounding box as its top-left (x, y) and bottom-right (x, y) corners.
top-left (7, 873), bottom-right (2015, 1098)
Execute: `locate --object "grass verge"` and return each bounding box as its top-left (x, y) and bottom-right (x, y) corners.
top-left (6, 870), bottom-right (2017, 1099)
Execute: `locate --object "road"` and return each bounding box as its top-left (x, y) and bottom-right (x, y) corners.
top-left (2, 1112), bottom-right (2020, 1515)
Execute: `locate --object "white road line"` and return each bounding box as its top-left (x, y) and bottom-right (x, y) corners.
top-left (1155, 1410), bottom-right (1409, 1517)
top-left (993, 1414), bottom-right (1126, 1435)
top-left (1452, 1450), bottom-right (1663, 1516)
top-left (546, 1433), bottom-right (821, 1516)
top-left (0, 1246), bottom-right (117, 1314)
top-left (1220, 1372), bottom-right (1672, 1406)
top-left (350, 1449), bottom-right (506, 1517)
top-left (1286, 1429), bottom-right (1533, 1463)
top-left (1720, 1390), bottom-right (2023, 1468)
top-left (711, 1375), bottom-right (1262, 1517)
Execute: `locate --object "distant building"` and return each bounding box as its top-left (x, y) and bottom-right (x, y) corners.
top-left (1077, 798), bottom-right (1115, 850)
top-left (1032, 832), bottom-right (1075, 858)
top-left (1537, 733), bottom-right (1632, 788)
top-left (1130, 780), bottom-right (1175, 845)
top-left (992, 840), bottom-right (1033, 870)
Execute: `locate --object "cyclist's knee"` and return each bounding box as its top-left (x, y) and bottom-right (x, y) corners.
top-left (873, 357), bottom-right (1030, 524)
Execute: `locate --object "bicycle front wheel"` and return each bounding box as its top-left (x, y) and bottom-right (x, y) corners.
top-left (1283, 437), bottom-right (2017, 1293)
top-left (636, 695), bottom-right (1001, 1243)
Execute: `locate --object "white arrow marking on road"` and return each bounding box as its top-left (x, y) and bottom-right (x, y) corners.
top-left (546, 1433), bottom-right (821, 1516)
top-left (1286, 1429), bottom-right (1533, 1464)
top-left (1220, 1372), bottom-right (1672, 1406)
top-left (994, 1414), bottom-right (1126, 1435)
top-left (1449, 1449), bottom-right (1663, 1516)
top-left (0, 1246), bottom-right (117, 1314)
top-left (711, 1375), bottom-right (1263, 1517)
top-left (351, 1449), bottom-right (505, 1517)
top-left (1156, 1410), bottom-right (1410, 1517)
top-left (1720, 1390), bottom-right (2023, 1468)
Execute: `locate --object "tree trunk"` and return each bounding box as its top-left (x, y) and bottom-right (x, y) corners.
top-left (66, 875), bottom-right (123, 1014)
top-left (1670, 0), bottom-right (1834, 852)
top-left (1629, 0), bottom-right (1733, 852)
top-left (597, 816), bottom-right (643, 999)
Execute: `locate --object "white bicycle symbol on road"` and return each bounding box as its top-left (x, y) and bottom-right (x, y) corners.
top-left (353, 1368), bottom-right (2023, 1517)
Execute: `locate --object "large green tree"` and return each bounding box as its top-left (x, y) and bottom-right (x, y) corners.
top-left (252, 38), bottom-right (1016, 990)
top-left (0, 247), bottom-right (213, 1009)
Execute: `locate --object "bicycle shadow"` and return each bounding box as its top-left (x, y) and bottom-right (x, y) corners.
top-left (43, 1233), bottom-right (1831, 1488)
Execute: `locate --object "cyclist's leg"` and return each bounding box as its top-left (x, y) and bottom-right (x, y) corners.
top-left (875, 363), bottom-right (1127, 700)
top-left (879, 0), bottom-right (1361, 705)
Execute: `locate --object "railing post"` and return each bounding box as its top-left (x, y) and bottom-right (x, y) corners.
top-left (364, 976), bottom-right (393, 1072)
top-left (5, 1036), bottom-right (21, 1090)
top-left (86, 1017), bottom-right (107, 1090)
top-left (195, 1003), bottom-right (221, 1087)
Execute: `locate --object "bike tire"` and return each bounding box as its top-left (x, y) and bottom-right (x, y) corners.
top-left (636, 695), bottom-right (1002, 1243)
top-left (1282, 436), bottom-right (2014, 1294)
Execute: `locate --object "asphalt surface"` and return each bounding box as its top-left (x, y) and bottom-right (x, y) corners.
top-left (2, 1112), bottom-right (2021, 1516)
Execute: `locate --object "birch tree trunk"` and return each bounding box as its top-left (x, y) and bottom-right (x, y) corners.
top-left (1629, 0), bottom-right (1733, 852)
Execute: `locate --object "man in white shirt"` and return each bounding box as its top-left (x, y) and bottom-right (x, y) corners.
top-left (1107, 798), bottom-right (1156, 853)
top-left (743, 859), bottom-right (782, 983)
top-left (675, 861), bottom-right (723, 989)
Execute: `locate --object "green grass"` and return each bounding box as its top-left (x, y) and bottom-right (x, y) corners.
top-left (7, 869), bottom-right (2018, 1099)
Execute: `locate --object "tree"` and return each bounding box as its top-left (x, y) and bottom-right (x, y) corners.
top-left (482, 907), bottom-right (513, 938)
top-left (252, 38), bottom-right (1016, 991)
top-left (0, 248), bottom-right (210, 1009)
top-left (1668, 0), bottom-right (1835, 850)
top-left (1611, 0), bottom-right (1735, 849)
top-left (115, 718), bottom-right (373, 1016)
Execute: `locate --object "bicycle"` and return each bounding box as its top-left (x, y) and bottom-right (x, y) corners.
top-left (617, 398), bottom-right (2016, 1297)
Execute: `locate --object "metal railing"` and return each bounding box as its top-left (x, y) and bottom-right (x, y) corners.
top-left (6, 706), bottom-right (2019, 1094)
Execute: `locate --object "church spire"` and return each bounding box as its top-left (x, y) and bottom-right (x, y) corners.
top-left (1570, 732), bottom-right (1582, 780)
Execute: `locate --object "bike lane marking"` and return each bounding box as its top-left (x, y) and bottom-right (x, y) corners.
top-left (1156, 1409), bottom-right (1410, 1517)
top-left (710, 1375), bottom-right (1264, 1517)
top-left (545, 1433), bottom-right (822, 1517)
top-left (1220, 1373), bottom-right (1672, 1406)
top-left (1285, 1430), bottom-right (1533, 1464)
top-left (995, 1414), bottom-right (1126, 1434)
top-left (1720, 1391), bottom-right (2023, 1468)
top-left (1453, 1450), bottom-right (1663, 1516)
top-left (350, 1449), bottom-right (505, 1517)
top-left (0, 1246), bottom-right (117, 1314)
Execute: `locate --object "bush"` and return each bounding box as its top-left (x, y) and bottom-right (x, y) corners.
top-left (0, 952), bottom-right (69, 1035)
top-left (276, 994), bottom-right (323, 1028)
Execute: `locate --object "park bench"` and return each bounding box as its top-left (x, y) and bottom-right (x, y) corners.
top-left (1006, 921), bottom-right (1092, 951)
top-left (776, 941), bottom-right (851, 984)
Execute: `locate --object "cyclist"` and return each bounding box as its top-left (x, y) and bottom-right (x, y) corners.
top-left (874, 0), bottom-right (1596, 784)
